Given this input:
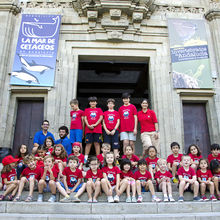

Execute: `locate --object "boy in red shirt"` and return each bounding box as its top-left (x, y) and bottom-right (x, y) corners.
top-left (119, 93), bottom-right (137, 153)
top-left (14, 155), bottom-right (42, 202)
top-left (103, 98), bottom-right (120, 159)
top-left (208, 143), bottom-right (220, 163)
top-left (56, 155), bottom-right (84, 202)
top-left (97, 143), bottom-right (111, 166)
top-left (167, 142), bottom-right (183, 183)
top-left (177, 155), bottom-right (202, 202)
top-left (37, 155), bottom-right (59, 202)
top-left (84, 96), bottom-right (103, 160)
top-left (134, 159), bottom-right (161, 203)
top-left (69, 99), bottom-right (84, 145)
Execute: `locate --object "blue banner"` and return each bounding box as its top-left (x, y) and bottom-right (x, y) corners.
top-left (11, 14), bottom-right (61, 86)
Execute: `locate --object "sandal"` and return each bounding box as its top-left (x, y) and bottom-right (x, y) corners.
top-left (25, 195), bottom-right (33, 202)
top-left (7, 195), bottom-right (14, 201)
top-left (0, 195), bottom-right (5, 201)
top-left (13, 196), bottom-right (21, 202)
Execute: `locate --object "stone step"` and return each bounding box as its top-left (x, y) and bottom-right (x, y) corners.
top-left (0, 201), bottom-right (219, 215)
top-left (0, 190), bottom-right (212, 202)
top-left (0, 212), bottom-right (220, 220)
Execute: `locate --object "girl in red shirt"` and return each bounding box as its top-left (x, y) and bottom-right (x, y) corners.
top-left (0, 155), bottom-right (19, 201)
top-left (187, 144), bottom-right (202, 172)
top-left (101, 152), bottom-right (122, 203)
top-left (197, 159), bottom-right (217, 201)
top-left (43, 136), bottom-right (54, 155)
top-left (35, 145), bottom-right (46, 168)
top-left (69, 142), bottom-right (84, 170)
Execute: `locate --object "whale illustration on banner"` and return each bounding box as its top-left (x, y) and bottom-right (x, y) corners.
top-left (18, 54), bottom-right (52, 74)
top-left (22, 16), bottom-right (60, 38)
top-left (12, 68), bottom-right (40, 84)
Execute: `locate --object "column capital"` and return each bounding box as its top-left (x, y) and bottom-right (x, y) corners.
top-left (0, 0), bottom-right (21, 15)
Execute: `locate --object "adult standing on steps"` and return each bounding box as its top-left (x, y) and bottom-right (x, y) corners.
top-left (137, 99), bottom-right (160, 156)
top-left (32, 120), bottom-right (55, 154)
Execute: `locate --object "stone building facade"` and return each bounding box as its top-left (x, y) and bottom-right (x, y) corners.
top-left (0, 0), bottom-right (220, 158)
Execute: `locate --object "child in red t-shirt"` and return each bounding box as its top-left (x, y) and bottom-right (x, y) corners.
top-left (197, 159), bottom-right (217, 201)
top-left (134, 159), bottom-right (161, 203)
top-left (97, 143), bottom-right (111, 167)
top-left (69, 142), bottom-right (84, 170)
top-left (85, 156), bottom-right (103, 203)
top-left (57, 155), bottom-right (85, 202)
top-left (15, 144), bottom-right (29, 179)
top-left (177, 155), bottom-right (202, 202)
top-left (208, 143), bottom-right (220, 163)
top-left (155, 158), bottom-right (175, 202)
top-left (101, 152), bottom-right (121, 203)
top-left (120, 158), bottom-right (136, 203)
top-left (103, 98), bottom-right (120, 159)
top-left (51, 144), bottom-right (67, 179)
top-left (187, 144), bottom-right (202, 172)
top-left (122, 145), bottom-right (139, 172)
top-left (144, 146), bottom-right (159, 180)
top-left (14, 155), bottom-right (42, 202)
top-left (43, 137), bottom-right (54, 155)
top-left (37, 155), bottom-right (59, 202)
top-left (119, 93), bottom-right (138, 154)
top-left (69, 99), bottom-right (84, 144)
top-left (0, 155), bottom-right (19, 201)
top-left (167, 142), bottom-right (183, 183)
top-left (35, 145), bottom-right (46, 168)
top-left (210, 160), bottom-right (220, 200)
top-left (84, 96), bottom-right (103, 160)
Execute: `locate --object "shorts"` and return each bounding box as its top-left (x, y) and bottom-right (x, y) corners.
top-left (120, 132), bottom-right (136, 141)
top-left (85, 133), bottom-right (102, 143)
top-left (103, 130), bottom-right (119, 149)
top-left (43, 182), bottom-right (52, 193)
top-left (70, 129), bottom-right (83, 143)
top-left (59, 181), bottom-right (83, 192)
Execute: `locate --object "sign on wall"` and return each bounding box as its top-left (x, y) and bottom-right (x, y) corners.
top-left (167, 18), bottom-right (213, 89)
top-left (10, 14), bottom-right (61, 86)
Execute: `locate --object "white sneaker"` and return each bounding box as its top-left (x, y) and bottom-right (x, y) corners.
top-left (114, 195), bottom-right (120, 203)
top-left (163, 196), bottom-right (169, 202)
top-left (37, 194), bottom-right (43, 202)
top-left (108, 196), bottom-right (114, 203)
top-left (169, 196), bottom-right (175, 202)
top-left (152, 196), bottom-right (161, 202)
top-left (48, 195), bottom-right (56, 202)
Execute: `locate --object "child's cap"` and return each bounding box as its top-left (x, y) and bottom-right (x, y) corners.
top-left (72, 142), bottom-right (81, 148)
top-left (2, 155), bottom-right (19, 166)
top-left (122, 92), bottom-right (130, 99)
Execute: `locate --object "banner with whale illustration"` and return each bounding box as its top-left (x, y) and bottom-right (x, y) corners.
top-left (167, 18), bottom-right (213, 89)
top-left (10, 14), bottom-right (61, 86)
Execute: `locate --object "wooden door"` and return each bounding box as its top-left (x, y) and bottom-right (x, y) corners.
top-left (183, 103), bottom-right (210, 158)
top-left (12, 100), bottom-right (44, 155)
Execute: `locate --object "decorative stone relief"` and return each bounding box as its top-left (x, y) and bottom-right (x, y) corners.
top-left (0, 1), bottom-right (21, 15)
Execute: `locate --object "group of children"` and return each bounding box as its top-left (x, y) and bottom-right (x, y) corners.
top-left (0, 140), bottom-right (220, 203)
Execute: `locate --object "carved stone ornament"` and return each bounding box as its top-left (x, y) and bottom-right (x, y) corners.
top-left (0, 1), bottom-right (21, 15)
top-left (72, 0), bottom-right (156, 40)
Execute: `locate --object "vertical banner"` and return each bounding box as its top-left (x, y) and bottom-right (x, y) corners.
top-left (167, 19), bottom-right (213, 89)
top-left (11, 14), bottom-right (61, 86)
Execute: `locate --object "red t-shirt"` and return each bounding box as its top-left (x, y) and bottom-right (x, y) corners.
top-left (122, 154), bottom-right (140, 163)
top-left (137, 109), bottom-right (158, 133)
top-left (21, 166), bottom-right (42, 181)
top-left (177, 167), bottom-right (196, 180)
top-left (102, 166), bottom-right (121, 186)
top-left (120, 170), bottom-right (134, 179)
top-left (85, 169), bottom-right (103, 181)
top-left (84, 107), bottom-right (103, 134)
top-left (97, 154), bottom-right (104, 165)
top-left (70, 110), bottom-right (84, 130)
top-left (40, 165), bottom-right (59, 181)
top-left (103, 110), bottom-right (119, 131)
top-left (62, 167), bottom-right (83, 187)
top-left (53, 156), bottom-right (67, 163)
top-left (145, 157), bottom-right (159, 169)
top-left (155, 170), bottom-right (172, 183)
top-left (208, 153), bottom-right (220, 163)
top-left (167, 154), bottom-right (183, 167)
top-left (196, 169), bottom-right (213, 181)
top-left (69, 153), bottom-right (84, 165)
top-left (188, 154), bottom-right (202, 163)
top-left (134, 170), bottom-right (152, 181)
top-left (1, 169), bottom-right (17, 185)
top-left (118, 104), bottom-right (137, 132)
